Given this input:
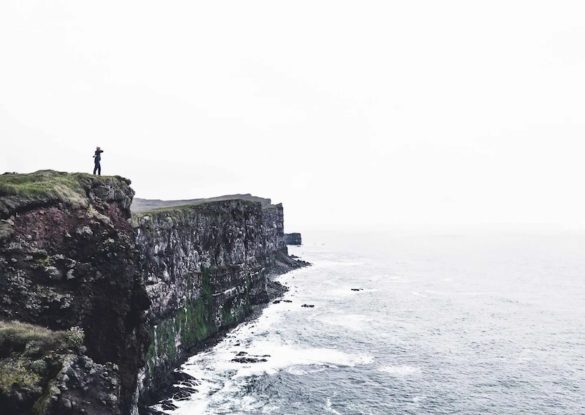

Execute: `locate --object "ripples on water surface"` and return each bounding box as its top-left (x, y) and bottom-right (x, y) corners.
top-left (157, 229), bottom-right (585, 414)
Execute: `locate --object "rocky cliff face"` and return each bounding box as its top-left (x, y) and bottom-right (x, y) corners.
top-left (0, 171), bottom-right (149, 415)
top-left (0, 171), bottom-right (305, 415)
top-left (133, 198), bottom-right (298, 404)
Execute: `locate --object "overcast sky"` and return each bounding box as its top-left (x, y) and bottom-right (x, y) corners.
top-left (1, 1), bottom-right (585, 229)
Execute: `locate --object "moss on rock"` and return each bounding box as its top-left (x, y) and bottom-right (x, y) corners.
top-left (0, 321), bottom-right (87, 415)
top-left (145, 270), bottom-right (215, 377)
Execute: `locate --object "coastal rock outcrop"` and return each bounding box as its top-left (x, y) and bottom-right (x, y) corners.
top-left (133, 197), bottom-right (303, 405)
top-left (284, 232), bottom-right (302, 246)
top-left (0, 171), bottom-right (149, 415)
top-left (0, 171), bottom-right (306, 415)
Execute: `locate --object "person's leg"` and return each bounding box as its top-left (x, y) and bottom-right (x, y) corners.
top-left (93, 163), bottom-right (98, 175)
top-left (97, 163), bottom-right (101, 176)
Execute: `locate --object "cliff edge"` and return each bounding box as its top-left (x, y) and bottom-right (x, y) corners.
top-left (0, 171), bottom-right (306, 415)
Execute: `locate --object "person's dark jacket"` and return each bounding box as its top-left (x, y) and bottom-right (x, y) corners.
top-left (94, 150), bottom-right (103, 162)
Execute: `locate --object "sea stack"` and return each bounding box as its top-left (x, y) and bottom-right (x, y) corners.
top-left (284, 232), bottom-right (302, 246)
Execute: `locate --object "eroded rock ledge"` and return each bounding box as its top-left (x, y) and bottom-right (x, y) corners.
top-left (0, 171), bottom-right (306, 415)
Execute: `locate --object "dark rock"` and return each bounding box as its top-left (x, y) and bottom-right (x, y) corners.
top-left (160, 400), bottom-right (178, 410)
top-left (171, 387), bottom-right (196, 401)
top-left (231, 357), bottom-right (268, 364)
top-left (301, 304), bottom-right (315, 308)
top-left (284, 233), bottom-right (302, 246)
top-left (172, 371), bottom-right (197, 384)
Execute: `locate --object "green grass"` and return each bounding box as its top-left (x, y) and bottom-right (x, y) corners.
top-left (0, 170), bottom-right (129, 217)
top-left (132, 198), bottom-right (260, 219)
top-left (0, 359), bottom-right (41, 395)
top-left (0, 320), bottom-right (84, 358)
top-left (0, 170), bottom-right (93, 203)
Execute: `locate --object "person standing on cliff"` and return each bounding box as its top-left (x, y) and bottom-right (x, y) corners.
top-left (93, 146), bottom-right (104, 175)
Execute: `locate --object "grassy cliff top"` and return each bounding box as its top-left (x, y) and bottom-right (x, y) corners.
top-left (131, 194), bottom-right (274, 214)
top-left (131, 199), bottom-right (265, 223)
top-left (0, 170), bottom-right (132, 218)
top-left (0, 170), bottom-right (276, 220)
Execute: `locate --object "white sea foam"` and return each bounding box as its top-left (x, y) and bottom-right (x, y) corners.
top-left (170, 340), bottom-right (372, 414)
top-left (166, 289), bottom-right (374, 414)
top-left (218, 340), bottom-right (373, 377)
top-left (284, 366), bottom-right (326, 376)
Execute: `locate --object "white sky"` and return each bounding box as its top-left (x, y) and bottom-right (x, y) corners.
top-left (1, 1), bottom-right (585, 229)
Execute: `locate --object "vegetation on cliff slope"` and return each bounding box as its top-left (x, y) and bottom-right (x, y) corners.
top-left (0, 321), bottom-right (84, 414)
top-left (144, 270), bottom-right (215, 377)
top-left (0, 170), bottom-right (131, 218)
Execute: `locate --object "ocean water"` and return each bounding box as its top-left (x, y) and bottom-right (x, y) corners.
top-left (157, 229), bottom-right (585, 414)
